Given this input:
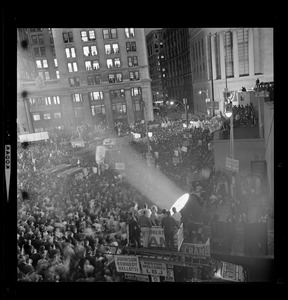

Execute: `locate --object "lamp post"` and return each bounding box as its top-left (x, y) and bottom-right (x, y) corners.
top-left (170, 99), bottom-right (188, 128)
top-left (141, 100), bottom-right (151, 154)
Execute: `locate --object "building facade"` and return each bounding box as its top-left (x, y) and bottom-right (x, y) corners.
top-left (189, 28), bottom-right (274, 114)
top-left (163, 28), bottom-right (193, 111)
top-left (146, 29), bottom-right (167, 102)
top-left (17, 28), bottom-right (153, 134)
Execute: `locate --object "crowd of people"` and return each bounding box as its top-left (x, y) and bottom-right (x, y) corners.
top-left (17, 109), bottom-right (269, 282)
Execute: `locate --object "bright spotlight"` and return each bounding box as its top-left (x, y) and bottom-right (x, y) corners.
top-left (169, 193), bottom-right (190, 214)
top-left (170, 101), bottom-right (174, 105)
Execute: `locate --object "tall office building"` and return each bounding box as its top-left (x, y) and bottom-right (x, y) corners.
top-left (146, 29), bottom-right (167, 102)
top-left (17, 28), bottom-right (153, 134)
top-left (163, 28), bottom-right (193, 111)
top-left (189, 28), bottom-right (273, 114)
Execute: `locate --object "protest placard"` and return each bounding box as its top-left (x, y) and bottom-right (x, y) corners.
top-left (114, 255), bottom-right (141, 274)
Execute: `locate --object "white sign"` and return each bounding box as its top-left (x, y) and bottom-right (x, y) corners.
top-left (164, 268), bottom-right (175, 282)
top-left (103, 138), bottom-right (116, 146)
top-left (124, 273), bottom-right (149, 282)
top-left (19, 131), bottom-right (49, 143)
top-left (114, 255), bottom-right (141, 274)
top-left (151, 276), bottom-right (161, 282)
top-left (182, 238), bottom-right (211, 257)
top-left (140, 260), bottom-right (167, 277)
top-left (95, 146), bottom-right (106, 164)
top-left (226, 157), bottom-right (239, 172)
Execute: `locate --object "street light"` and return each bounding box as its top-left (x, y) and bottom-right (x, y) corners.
top-left (169, 99), bottom-right (188, 128)
top-left (224, 101), bottom-right (234, 159)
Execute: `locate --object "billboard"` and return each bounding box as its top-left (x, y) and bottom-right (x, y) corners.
top-left (19, 131), bottom-right (49, 143)
top-left (140, 260), bottom-right (168, 276)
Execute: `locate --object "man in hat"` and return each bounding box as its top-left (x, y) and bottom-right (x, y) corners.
top-left (127, 212), bottom-right (141, 248)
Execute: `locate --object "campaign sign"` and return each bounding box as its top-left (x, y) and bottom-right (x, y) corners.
top-left (140, 260), bottom-right (167, 277)
top-left (215, 261), bottom-right (245, 282)
top-left (182, 238), bottom-right (210, 258)
top-left (164, 268), bottom-right (175, 282)
top-left (124, 273), bottom-right (149, 282)
top-left (114, 255), bottom-right (141, 274)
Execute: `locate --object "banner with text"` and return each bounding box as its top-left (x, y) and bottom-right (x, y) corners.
top-left (114, 255), bottom-right (141, 274)
top-left (140, 260), bottom-right (168, 277)
top-left (182, 238), bottom-right (210, 258)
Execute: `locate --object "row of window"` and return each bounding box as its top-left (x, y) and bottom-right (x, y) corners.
top-left (33, 111), bottom-right (62, 121)
top-left (62, 28), bottom-right (135, 44)
top-left (29, 96), bottom-right (60, 107)
top-left (67, 56), bottom-right (138, 73)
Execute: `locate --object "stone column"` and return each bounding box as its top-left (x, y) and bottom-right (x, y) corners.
top-left (232, 30), bottom-right (239, 78)
top-left (211, 34), bottom-right (217, 80)
top-left (248, 28), bottom-right (255, 76)
top-left (125, 88), bottom-right (135, 125)
top-left (219, 32), bottom-right (226, 80)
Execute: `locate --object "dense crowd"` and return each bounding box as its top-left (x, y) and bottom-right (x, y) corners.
top-left (17, 111), bottom-right (268, 282)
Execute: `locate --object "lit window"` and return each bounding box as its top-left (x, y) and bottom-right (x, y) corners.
top-left (81, 31), bottom-right (88, 42)
top-left (131, 87), bottom-right (141, 96)
top-left (73, 94), bottom-right (82, 102)
top-left (33, 114), bottom-right (41, 121)
top-left (68, 63), bottom-right (73, 72)
top-left (85, 61), bottom-right (92, 71)
top-left (54, 112), bottom-right (62, 118)
top-left (107, 59), bottom-right (113, 69)
top-left (53, 96), bottom-right (60, 105)
top-left (105, 44), bottom-right (112, 55)
top-left (125, 28), bottom-right (135, 38)
top-left (44, 71), bottom-right (50, 80)
top-left (65, 48), bottom-right (71, 58)
top-left (71, 48), bottom-right (76, 57)
top-left (108, 74), bottom-right (115, 83)
top-left (54, 58), bottom-right (58, 67)
top-left (92, 60), bottom-right (100, 70)
top-left (91, 45), bottom-right (97, 56)
top-left (43, 60), bottom-right (48, 68)
top-left (88, 30), bottom-right (96, 40)
top-left (90, 91), bottom-right (103, 100)
top-left (56, 70), bottom-right (60, 79)
top-left (83, 46), bottom-right (90, 56)
top-left (112, 43), bottom-right (119, 53)
top-left (103, 29), bottom-right (110, 39)
top-left (44, 113), bottom-right (51, 120)
top-left (91, 105), bottom-right (105, 116)
top-left (36, 60), bottom-right (42, 68)
top-left (114, 58), bottom-right (121, 68)
top-left (116, 73), bottom-right (123, 82)
top-left (45, 97), bottom-right (52, 105)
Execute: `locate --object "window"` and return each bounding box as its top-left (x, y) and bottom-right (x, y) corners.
top-left (224, 31), bottom-right (234, 78)
top-left (116, 73), bottom-right (123, 82)
top-left (112, 103), bottom-right (126, 113)
top-left (42, 60), bottom-right (48, 68)
top-left (52, 96), bottom-right (60, 105)
top-left (74, 107), bottom-right (84, 118)
top-left (81, 31), bottom-right (89, 42)
top-left (63, 31), bottom-right (74, 43)
top-left (114, 58), bottom-right (121, 68)
top-left (39, 47), bottom-right (46, 56)
top-left (30, 28), bottom-right (36, 32)
top-left (31, 35), bottom-right (38, 44)
top-left (54, 112), bottom-right (62, 118)
top-left (125, 28), bottom-right (135, 38)
top-left (112, 43), bottom-right (119, 54)
top-left (111, 28), bottom-right (117, 39)
top-left (126, 41), bottom-right (137, 52)
top-left (108, 74), bottom-right (115, 83)
top-left (131, 87), bottom-right (142, 96)
top-left (36, 35), bottom-right (44, 46)
top-left (91, 45), bottom-right (97, 56)
top-left (128, 56), bottom-right (138, 67)
top-left (65, 47), bottom-right (76, 58)
top-left (91, 105), bottom-right (105, 116)
top-left (110, 89), bottom-right (125, 99)
top-left (83, 46), bottom-right (90, 56)
top-left (133, 100), bottom-right (142, 112)
top-left (88, 30), bottom-right (96, 40)
top-left (238, 28), bottom-right (249, 76)
top-left (129, 71), bottom-right (140, 81)
top-left (38, 72), bottom-right (44, 79)
top-left (54, 58), bottom-right (58, 67)
top-left (90, 91), bottom-right (104, 100)
top-left (69, 77), bottom-right (80, 87)
top-left (44, 71), bottom-right (50, 80)
top-left (45, 97), bottom-right (52, 105)
top-left (34, 48), bottom-right (40, 57)
top-left (85, 61), bottom-right (92, 71)
top-left (44, 113), bottom-right (51, 120)
top-left (92, 60), bottom-right (100, 70)
top-left (103, 29), bottom-right (110, 39)
top-left (68, 62), bottom-right (78, 72)
top-left (87, 75), bottom-right (101, 85)
top-left (56, 70), bottom-right (60, 79)
top-left (72, 93), bottom-right (82, 102)
top-left (83, 45), bottom-right (97, 56)
top-left (51, 46), bottom-right (56, 56)
top-left (36, 60), bottom-right (42, 68)
top-left (105, 44), bottom-right (112, 55)
top-left (107, 59), bottom-right (113, 69)
top-left (33, 114), bottom-right (41, 121)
